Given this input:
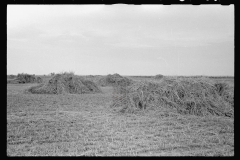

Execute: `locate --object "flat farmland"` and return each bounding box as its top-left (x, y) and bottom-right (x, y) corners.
top-left (7, 77), bottom-right (234, 156)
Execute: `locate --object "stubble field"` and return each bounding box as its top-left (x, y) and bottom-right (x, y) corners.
top-left (7, 76), bottom-right (234, 156)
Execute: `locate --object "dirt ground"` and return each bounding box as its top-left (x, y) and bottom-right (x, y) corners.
top-left (7, 80), bottom-right (234, 156)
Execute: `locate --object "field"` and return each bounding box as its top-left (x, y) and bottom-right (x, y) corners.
top-left (7, 76), bottom-right (234, 156)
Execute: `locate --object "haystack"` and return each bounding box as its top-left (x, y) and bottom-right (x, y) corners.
top-left (36, 77), bottom-right (43, 83)
top-left (97, 74), bottom-right (133, 87)
top-left (16, 73), bottom-right (36, 83)
top-left (7, 73), bottom-right (40, 84)
top-left (7, 79), bottom-right (20, 84)
top-left (111, 77), bottom-right (234, 118)
top-left (26, 74), bottom-right (102, 94)
top-left (154, 74), bottom-right (164, 79)
top-left (83, 75), bottom-right (101, 84)
top-left (7, 75), bottom-right (16, 79)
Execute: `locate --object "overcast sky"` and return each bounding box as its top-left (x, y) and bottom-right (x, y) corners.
top-left (7, 5), bottom-right (234, 76)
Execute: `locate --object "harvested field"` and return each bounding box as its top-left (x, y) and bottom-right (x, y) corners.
top-left (7, 76), bottom-right (234, 156)
top-left (26, 74), bottom-right (102, 94)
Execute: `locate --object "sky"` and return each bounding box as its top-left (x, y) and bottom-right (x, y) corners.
top-left (7, 4), bottom-right (234, 76)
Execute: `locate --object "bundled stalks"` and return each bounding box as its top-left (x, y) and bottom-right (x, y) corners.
top-left (111, 77), bottom-right (234, 118)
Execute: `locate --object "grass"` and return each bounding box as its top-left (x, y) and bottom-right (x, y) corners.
top-left (7, 77), bottom-right (234, 156)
